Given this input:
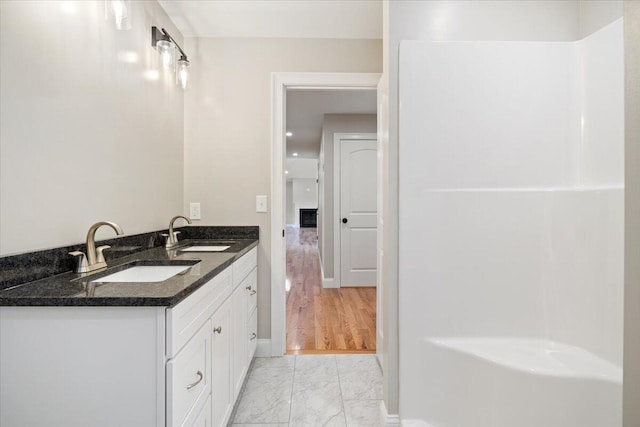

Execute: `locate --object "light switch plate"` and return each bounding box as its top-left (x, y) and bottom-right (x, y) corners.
top-left (256, 195), bottom-right (267, 213)
top-left (189, 202), bottom-right (201, 220)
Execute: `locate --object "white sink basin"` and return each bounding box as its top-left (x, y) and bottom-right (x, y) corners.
top-left (90, 265), bottom-right (191, 283)
top-left (179, 245), bottom-right (230, 252)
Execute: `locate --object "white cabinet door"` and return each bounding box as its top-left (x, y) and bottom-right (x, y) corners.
top-left (231, 284), bottom-right (248, 400)
top-left (210, 298), bottom-right (233, 427)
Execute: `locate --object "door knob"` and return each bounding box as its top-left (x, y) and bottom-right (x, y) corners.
top-left (342, 218), bottom-right (348, 224)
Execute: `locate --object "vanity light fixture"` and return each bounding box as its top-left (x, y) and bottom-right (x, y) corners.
top-left (151, 26), bottom-right (191, 89)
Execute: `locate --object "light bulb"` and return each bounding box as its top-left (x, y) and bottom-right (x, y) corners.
top-left (176, 58), bottom-right (190, 89)
top-left (156, 40), bottom-right (176, 69)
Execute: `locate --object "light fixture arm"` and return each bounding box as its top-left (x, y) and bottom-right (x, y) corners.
top-left (163, 29), bottom-right (188, 61)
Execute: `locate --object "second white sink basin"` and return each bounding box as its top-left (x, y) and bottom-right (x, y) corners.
top-left (91, 265), bottom-right (191, 283)
top-left (179, 245), bottom-right (230, 252)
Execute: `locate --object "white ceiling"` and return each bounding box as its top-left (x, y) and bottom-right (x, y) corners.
top-left (286, 89), bottom-right (377, 158)
top-left (158, 0), bottom-right (382, 39)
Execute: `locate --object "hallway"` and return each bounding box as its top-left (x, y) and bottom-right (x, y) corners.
top-left (286, 226), bottom-right (376, 354)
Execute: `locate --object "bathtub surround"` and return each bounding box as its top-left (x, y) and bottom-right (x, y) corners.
top-left (398, 19), bottom-right (623, 426)
top-left (381, 0), bottom-right (624, 419)
top-left (0, 226), bottom-right (258, 291)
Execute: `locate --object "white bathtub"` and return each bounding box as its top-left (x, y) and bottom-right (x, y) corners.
top-left (407, 337), bottom-right (622, 427)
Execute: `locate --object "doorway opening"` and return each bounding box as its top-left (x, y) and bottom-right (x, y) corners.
top-left (280, 84), bottom-right (379, 354)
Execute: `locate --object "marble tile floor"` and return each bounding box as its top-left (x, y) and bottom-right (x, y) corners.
top-left (231, 354), bottom-right (383, 427)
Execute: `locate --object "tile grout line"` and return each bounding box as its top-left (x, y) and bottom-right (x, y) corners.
top-left (287, 355), bottom-right (297, 426)
top-left (334, 355), bottom-right (349, 426)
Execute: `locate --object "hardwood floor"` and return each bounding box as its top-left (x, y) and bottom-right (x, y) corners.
top-left (285, 226), bottom-right (376, 354)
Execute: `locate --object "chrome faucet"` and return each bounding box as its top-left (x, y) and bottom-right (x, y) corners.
top-left (69, 221), bottom-right (124, 273)
top-left (163, 215), bottom-right (192, 249)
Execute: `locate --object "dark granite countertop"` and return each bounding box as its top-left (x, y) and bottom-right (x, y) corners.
top-left (0, 239), bottom-right (258, 307)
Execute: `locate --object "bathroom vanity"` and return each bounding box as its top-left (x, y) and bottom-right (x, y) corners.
top-left (0, 237), bottom-right (258, 427)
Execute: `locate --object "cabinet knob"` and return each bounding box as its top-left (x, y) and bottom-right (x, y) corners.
top-left (186, 371), bottom-right (203, 390)
top-left (213, 326), bottom-right (222, 334)
top-left (245, 285), bottom-right (252, 291)
top-left (250, 333), bottom-right (257, 340)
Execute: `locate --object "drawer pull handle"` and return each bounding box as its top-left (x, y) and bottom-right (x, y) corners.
top-left (213, 326), bottom-right (222, 334)
top-left (249, 290), bottom-right (257, 296)
top-left (186, 371), bottom-right (204, 390)
top-left (250, 333), bottom-right (257, 340)
top-left (245, 285), bottom-right (252, 291)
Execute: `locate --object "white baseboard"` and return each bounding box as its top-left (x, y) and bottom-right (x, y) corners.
top-left (255, 339), bottom-right (272, 357)
top-left (379, 401), bottom-right (401, 426)
top-left (320, 257), bottom-right (339, 288)
top-left (323, 277), bottom-right (338, 288)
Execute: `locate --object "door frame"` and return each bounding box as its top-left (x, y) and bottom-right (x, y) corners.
top-left (270, 72), bottom-right (381, 356)
top-left (333, 132), bottom-right (378, 288)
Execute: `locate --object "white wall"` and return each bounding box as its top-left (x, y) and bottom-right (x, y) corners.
top-left (318, 114), bottom-right (376, 279)
top-left (624, 2), bottom-right (640, 425)
top-left (579, 0), bottom-right (624, 39)
top-left (292, 179), bottom-right (318, 226)
top-left (286, 158), bottom-right (318, 226)
top-left (382, 0), bottom-right (623, 417)
top-left (184, 37), bottom-right (381, 338)
top-left (285, 181), bottom-right (294, 225)
top-left (285, 158), bottom-right (318, 180)
top-left (0, 1), bottom-right (185, 255)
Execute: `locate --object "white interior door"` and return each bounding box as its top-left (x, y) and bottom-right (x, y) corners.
top-left (340, 139), bottom-right (377, 286)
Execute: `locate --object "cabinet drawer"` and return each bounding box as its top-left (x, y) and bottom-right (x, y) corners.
top-left (232, 247), bottom-right (257, 289)
top-left (244, 268), bottom-right (257, 315)
top-left (248, 309), bottom-right (257, 362)
top-left (167, 321), bottom-right (212, 427)
top-left (167, 267), bottom-right (232, 358)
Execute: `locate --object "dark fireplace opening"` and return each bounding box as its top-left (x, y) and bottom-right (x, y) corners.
top-left (299, 209), bottom-right (317, 228)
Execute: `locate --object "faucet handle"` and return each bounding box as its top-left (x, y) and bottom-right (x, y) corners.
top-left (69, 251), bottom-right (89, 273)
top-left (95, 245), bottom-right (111, 264)
top-left (161, 233), bottom-right (173, 248)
